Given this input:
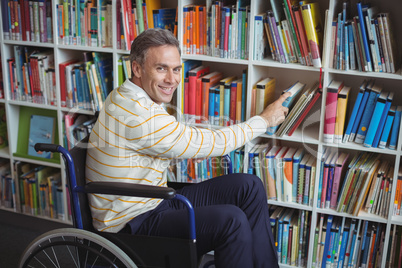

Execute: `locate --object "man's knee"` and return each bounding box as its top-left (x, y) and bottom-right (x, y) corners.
top-left (213, 205), bottom-right (252, 242)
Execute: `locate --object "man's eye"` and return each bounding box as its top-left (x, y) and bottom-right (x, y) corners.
top-left (157, 67), bottom-right (166, 71)
top-left (173, 68), bottom-right (181, 73)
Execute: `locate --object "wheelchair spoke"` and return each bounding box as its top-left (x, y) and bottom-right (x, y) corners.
top-left (38, 244), bottom-right (59, 268)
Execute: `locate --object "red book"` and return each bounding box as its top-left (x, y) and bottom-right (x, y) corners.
top-left (125, 0), bottom-right (134, 42)
top-left (330, 153), bottom-right (349, 209)
top-left (7, 59), bottom-right (15, 98)
top-left (23, 0), bottom-right (30, 41)
top-left (59, 59), bottom-right (79, 107)
top-left (195, 76), bottom-right (203, 123)
top-left (188, 65), bottom-right (210, 123)
top-left (229, 80), bottom-right (238, 125)
top-left (184, 77), bottom-right (189, 121)
top-left (293, 6), bottom-right (310, 66)
top-left (19, 0), bottom-right (26, 41)
top-left (324, 80), bottom-right (343, 143)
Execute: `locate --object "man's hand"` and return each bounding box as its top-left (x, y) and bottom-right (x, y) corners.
top-left (259, 92), bottom-right (291, 128)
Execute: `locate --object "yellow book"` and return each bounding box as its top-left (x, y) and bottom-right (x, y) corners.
top-left (334, 86), bottom-right (351, 143)
top-left (301, 3), bottom-right (323, 67)
top-left (219, 76), bottom-right (236, 126)
top-left (250, 85), bottom-right (257, 117)
top-left (255, 77), bottom-right (276, 114)
top-left (145, 0), bottom-right (161, 29)
top-left (235, 79), bottom-right (243, 124)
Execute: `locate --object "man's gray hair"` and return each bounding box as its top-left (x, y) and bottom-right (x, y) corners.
top-left (130, 28), bottom-right (181, 68)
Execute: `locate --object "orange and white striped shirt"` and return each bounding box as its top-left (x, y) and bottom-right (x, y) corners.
top-left (86, 79), bottom-right (268, 232)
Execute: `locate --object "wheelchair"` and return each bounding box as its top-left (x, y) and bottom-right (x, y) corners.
top-left (18, 137), bottom-right (232, 268)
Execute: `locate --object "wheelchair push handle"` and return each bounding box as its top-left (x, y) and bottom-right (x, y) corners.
top-left (34, 143), bottom-right (60, 153)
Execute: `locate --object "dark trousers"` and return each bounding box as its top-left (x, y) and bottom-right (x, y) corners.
top-left (126, 173), bottom-right (279, 268)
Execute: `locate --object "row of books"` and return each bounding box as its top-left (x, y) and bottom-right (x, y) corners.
top-left (56, 0), bottom-right (112, 47)
top-left (387, 224), bottom-right (402, 267)
top-left (319, 150), bottom-right (393, 219)
top-left (1, 0), bottom-right (53, 43)
top-left (256, 0), bottom-right (323, 67)
top-left (249, 144), bottom-right (316, 205)
top-left (313, 215), bottom-right (385, 268)
top-left (252, 79), bottom-right (322, 137)
top-left (269, 206), bottom-right (310, 267)
top-left (63, 114), bottom-right (96, 150)
top-left (119, 0), bottom-right (177, 50)
top-left (324, 79), bottom-right (401, 150)
top-left (176, 154), bottom-right (236, 183)
top-left (59, 52), bottom-right (113, 111)
top-left (329, 2), bottom-right (398, 73)
top-left (118, 55), bottom-right (132, 84)
top-left (3, 160), bottom-right (69, 220)
top-left (7, 47), bottom-right (56, 105)
top-left (182, 62), bottom-right (248, 126)
top-left (182, 1), bottom-right (251, 60)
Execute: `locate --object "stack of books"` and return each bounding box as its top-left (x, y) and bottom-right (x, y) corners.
top-left (269, 206), bottom-right (310, 267)
top-left (182, 61), bottom-right (248, 126)
top-left (1, 0), bottom-right (53, 43)
top-left (313, 215), bottom-right (385, 268)
top-left (7, 47), bottom-right (56, 105)
top-left (254, 0), bottom-right (324, 67)
top-left (319, 149), bottom-right (393, 219)
top-left (59, 52), bottom-right (113, 112)
top-left (329, 2), bottom-right (398, 73)
top-left (183, 1), bottom-right (251, 60)
top-left (324, 79), bottom-right (401, 149)
top-left (248, 144), bottom-right (316, 206)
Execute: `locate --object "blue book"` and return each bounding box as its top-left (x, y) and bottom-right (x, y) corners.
top-left (208, 85), bottom-right (217, 123)
top-left (92, 52), bottom-right (113, 97)
top-left (213, 85), bottom-right (220, 126)
top-left (355, 84), bottom-right (381, 144)
top-left (344, 22), bottom-right (349, 70)
top-left (338, 221), bottom-right (350, 267)
top-left (223, 83), bottom-right (231, 126)
top-left (372, 92), bottom-right (393, 147)
top-left (349, 80), bottom-right (371, 142)
top-left (357, 2), bottom-right (372, 72)
top-left (281, 210), bottom-right (295, 264)
top-left (292, 148), bottom-right (304, 202)
top-left (363, 91), bottom-right (388, 147)
top-left (321, 215), bottom-right (334, 268)
top-left (28, 115), bottom-right (56, 159)
top-left (73, 67), bottom-right (84, 108)
top-left (378, 106), bottom-right (395, 149)
top-left (343, 82), bottom-right (366, 143)
top-left (389, 106), bottom-right (402, 150)
top-left (266, 81), bottom-right (305, 135)
top-left (336, 12), bottom-right (342, 69)
top-left (241, 69), bottom-right (247, 122)
top-left (317, 148), bottom-right (329, 208)
top-left (325, 153), bottom-right (337, 209)
top-left (153, 8), bottom-right (176, 32)
top-left (348, 23), bottom-right (356, 70)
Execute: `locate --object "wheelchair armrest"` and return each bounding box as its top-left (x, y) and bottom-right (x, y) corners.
top-left (84, 182), bottom-right (176, 199)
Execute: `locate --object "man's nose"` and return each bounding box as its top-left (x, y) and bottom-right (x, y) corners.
top-left (165, 69), bottom-right (175, 83)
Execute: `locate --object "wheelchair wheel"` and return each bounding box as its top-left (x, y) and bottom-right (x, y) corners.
top-left (19, 228), bottom-right (137, 268)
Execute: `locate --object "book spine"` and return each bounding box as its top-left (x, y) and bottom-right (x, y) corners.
top-left (357, 3), bottom-right (372, 71)
top-left (355, 90), bottom-right (380, 144)
top-left (324, 87), bottom-right (339, 143)
top-left (343, 90), bottom-right (363, 143)
top-left (378, 108), bottom-right (395, 149)
top-left (363, 94), bottom-right (387, 147)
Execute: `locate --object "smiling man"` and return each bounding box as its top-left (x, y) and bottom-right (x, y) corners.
top-left (86, 28), bottom-right (289, 268)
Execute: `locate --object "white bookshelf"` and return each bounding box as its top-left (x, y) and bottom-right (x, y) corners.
top-left (0, 0), bottom-right (401, 267)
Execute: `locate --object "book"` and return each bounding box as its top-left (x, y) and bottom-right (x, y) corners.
top-left (363, 91), bottom-right (389, 147)
top-left (343, 81), bottom-right (366, 143)
top-left (349, 80), bottom-right (372, 142)
top-left (355, 84), bottom-right (382, 144)
top-left (283, 147), bottom-right (297, 203)
top-left (292, 148), bottom-right (304, 203)
top-left (334, 85), bottom-right (350, 143)
top-left (255, 77), bottom-right (276, 115)
top-left (388, 106), bottom-right (402, 150)
top-left (357, 2), bottom-right (372, 72)
top-left (266, 81), bottom-right (305, 135)
top-left (330, 152), bottom-right (349, 210)
top-left (265, 145), bottom-right (281, 200)
top-left (275, 146), bottom-right (288, 202)
top-left (372, 92), bottom-right (393, 148)
top-left (187, 65), bottom-right (210, 123)
top-left (324, 80), bottom-right (343, 143)
top-left (27, 115), bottom-right (55, 158)
top-left (153, 8), bottom-right (176, 32)
top-left (378, 106), bottom-right (395, 149)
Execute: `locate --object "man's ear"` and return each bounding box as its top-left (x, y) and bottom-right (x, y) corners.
top-left (132, 61), bottom-right (142, 78)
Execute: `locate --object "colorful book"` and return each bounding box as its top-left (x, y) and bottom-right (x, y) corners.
top-left (343, 81), bottom-right (366, 143)
top-left (334, 85), bottom-right (351, 143)
top-left (28, 115), bottom-right (56, 159)
top-left (363, 91), bottom-right (389, 147)
top-left (324, 80), bottom-right (343, 143)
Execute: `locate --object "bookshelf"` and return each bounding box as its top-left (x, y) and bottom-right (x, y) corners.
top-left (0, 0), bottom-right (401, 267)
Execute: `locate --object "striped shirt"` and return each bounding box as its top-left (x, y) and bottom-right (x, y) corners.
top-left (86, 79), bottom-right (268, 232)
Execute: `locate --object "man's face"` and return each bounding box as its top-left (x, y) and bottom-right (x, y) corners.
top-left (133, 45), bottom-right (182, 105)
